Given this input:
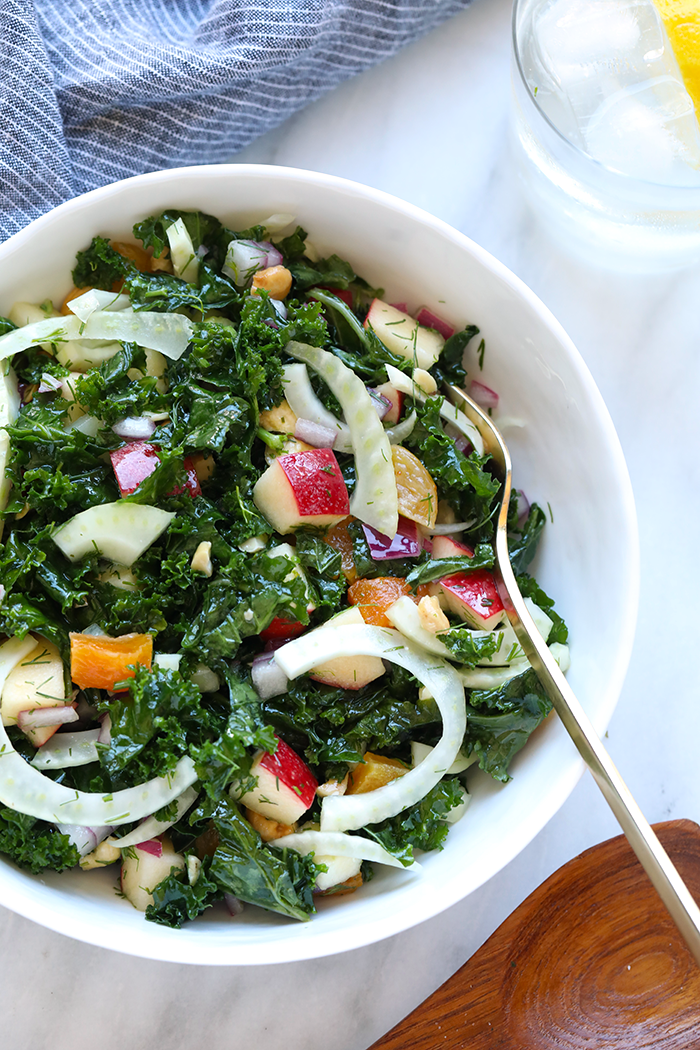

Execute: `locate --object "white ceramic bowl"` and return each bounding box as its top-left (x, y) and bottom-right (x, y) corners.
top-left (0, 164), bottom-right (638, 965)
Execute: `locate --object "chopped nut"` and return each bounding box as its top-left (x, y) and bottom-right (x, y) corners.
top-left (190, 540), bottom-right (213, 577)
top-left (187, 855), bottom-right (202, 886)
top-left (245, 808), bottom-right (297, 842)
top-left (79, 839), bottom-right (122, 871)
top-left (238, 535), bottom-right (268, 553)
top-left (417, 595), bottom-right (450, 634)
top-left (412, 368), bottom-right (437, 395)
top-left (316, 774), bottom-right (350, 798)
top-left (14, 503), bottom-right (30, 521)
top-left (251, 265), bottom-right (293, 300)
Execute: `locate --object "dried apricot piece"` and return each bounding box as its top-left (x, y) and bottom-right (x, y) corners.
top-left (346, 752), bottom-right (408, 794)
top-left (347, 576), bottom-right (411, 627)
top-left (70, 632), bottom-right (153, 691)
top-left (391, 445), bottom-right (438, 528)
top-left (325, 516), bottom-right (356, 582)
top-left (111, 240), bottom-right (152, 272)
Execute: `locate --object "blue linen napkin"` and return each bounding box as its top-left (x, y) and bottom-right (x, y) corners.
top-left (1, 0), bottom-right (472, 241)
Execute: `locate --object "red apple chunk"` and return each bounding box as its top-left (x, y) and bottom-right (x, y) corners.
top-left (235, 736), bottom-right (318, 825)
top-left (253, 448), bottom-right (349, 534)
top-left (434, 570), bottom-right (505, 631)
top-left (431, 535), bottom-right (474, 560)
top-left (110, 441), bottom-right (201, 498)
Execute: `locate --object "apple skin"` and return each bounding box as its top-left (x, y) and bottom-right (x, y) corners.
top-left (373, 382), bottom-right (404, 425)
top-left (433, 570), bottom-right (505, 631)
top-left (235, 736), bottom-right (318, 825)
top-left (253, 448), bottom-right (349, 534)
top-left (432, 535), bottom-right (474, 560)
top-left (260, 616), bottom-right (306, 644)
top-left (110, 442), bottom-right (201, 498)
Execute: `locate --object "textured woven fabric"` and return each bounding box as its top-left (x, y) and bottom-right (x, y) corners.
top-left (0, 0), bottom-right (472, 240)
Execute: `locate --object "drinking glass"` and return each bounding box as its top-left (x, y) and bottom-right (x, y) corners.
top-left (510, 0), bottom-right (700, 272)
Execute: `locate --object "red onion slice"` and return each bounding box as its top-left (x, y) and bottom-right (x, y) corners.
top-left (252, 652), bottom-right (289, 700)
top-left (469, 380), bottom-right (499, 410)
top-left (38, 372), bottom-right (64, 394)
top-left (224, 893), bottom-right (245, 917)
top-left (515, 489), bottom-right (530, 525)
top-left (294, 418), bottom-right (336, 448)
top-left (390, 302), bottom-right (408, 313)
top-left (368, 389), bottom-right (392, 420)
top-left (260, 242), bottom-right (284, 268)
top-left (56, 823), bottom-right (114, 857)
top-left (18, 705), bottom-right (79, 731)
top-left (112, 416), bottom-right (157, 441)
top-left (415, 307), bottom-right (455, 340)
top-left (98, 712), bottom-right (112, 745)
top-left (362, 517), bottom-right (422, 560)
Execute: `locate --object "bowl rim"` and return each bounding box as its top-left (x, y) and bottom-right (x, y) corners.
top-left (0, 163), bottom-right (640, 964)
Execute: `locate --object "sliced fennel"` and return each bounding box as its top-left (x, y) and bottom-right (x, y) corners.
top-left (31, 729), bottom-right (101, 769)
top-left (456, 641), bottom-right (570, 689)
top-left (166, 217), bottom-right (200, 283)
top-left (0, 310), bottom-right (193, 362)
top-left (106, 785), bottom-right (199, 849)
top-left (0, 315), bottom-right (81, 361)
top-left (285, 342), bottom-right (398, 538)
top-left (56, 339), bottom-right (124, 370)
top-left (270, 830), bottom-right (415, 870)
top-left (0, 363), bottom-right (20, 519)
top-left (410, 740), bottom-right (477, 775)
top-left (65, 289), bottom-right (131, 323)
top-left (52, 502), bottom-right (175, 565)
top-left (417, 642), bottom-right (571, 695)
top-left (385, 594), bottom-right (552, 666)
top-left (274, 624), bottom-right (465, 832)
top-left (385, 410), bottom-right (417, 444)
top-left (385, 363), bottom-right (484, 456)
top-left (0, 636), bottom-right (198, 824)
top-left (282, 363), bottom-right (352, 453)
top-left (80, 311), bottom-right (193, 359)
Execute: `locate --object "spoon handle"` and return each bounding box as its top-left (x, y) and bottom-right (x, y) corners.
top-left (495, 529), bottom-right (700, 967)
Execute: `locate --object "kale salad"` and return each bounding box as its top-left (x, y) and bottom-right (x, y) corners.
top-left (0, 209), bottom-right (570, 928)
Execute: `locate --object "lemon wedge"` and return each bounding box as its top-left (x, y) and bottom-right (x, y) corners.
top-left (655, 0), bottom-right (700, 115)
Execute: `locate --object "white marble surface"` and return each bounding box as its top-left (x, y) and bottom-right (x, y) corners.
top-left (3, 0), bottom-right (700, 1045)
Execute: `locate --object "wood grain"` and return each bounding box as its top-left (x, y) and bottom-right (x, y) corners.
top-left (370, 820), bottom-right (700, 1050)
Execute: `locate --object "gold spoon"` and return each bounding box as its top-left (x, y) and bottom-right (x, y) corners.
top-left (446, 383), bottom-right (700, 967)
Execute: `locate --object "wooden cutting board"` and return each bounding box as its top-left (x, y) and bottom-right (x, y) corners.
top-left (370, 819), bottom-right (700, 1049)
